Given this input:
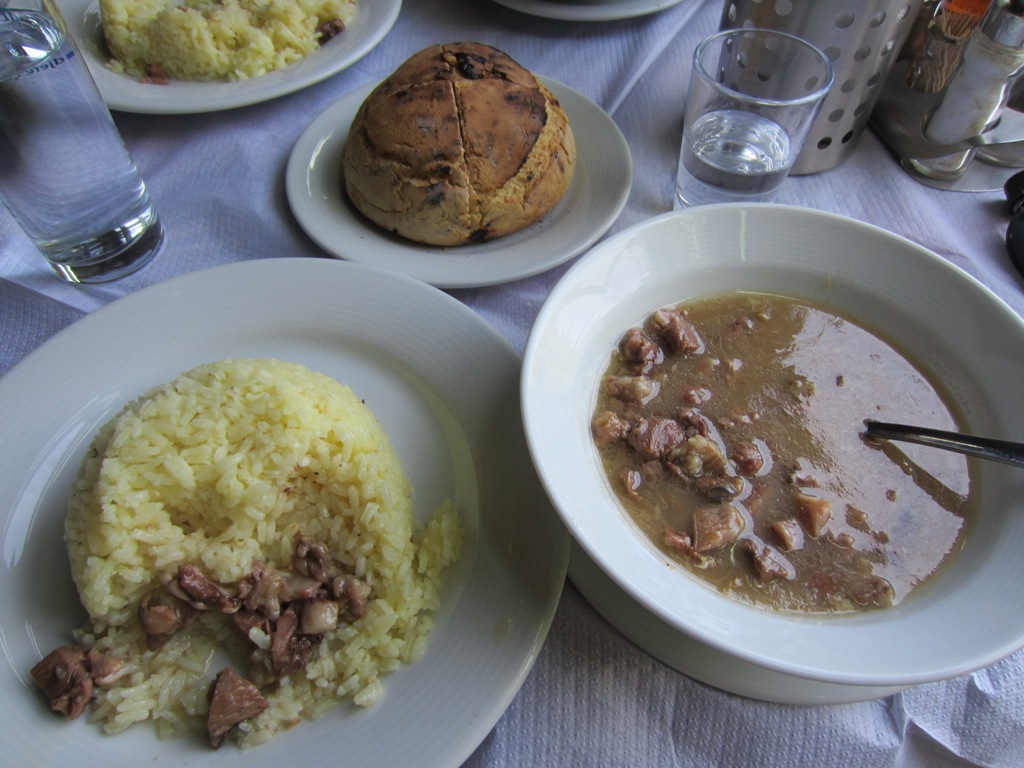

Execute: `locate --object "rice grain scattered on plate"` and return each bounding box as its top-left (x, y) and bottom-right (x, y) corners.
top-left (100, 0), bottom-right (358, 82)
top-left (64, 358), bottom-right (462, 745)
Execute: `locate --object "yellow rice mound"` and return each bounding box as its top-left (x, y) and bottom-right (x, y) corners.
top-left (100, 0), bottom-right (358, 81)
top-left (65, 358), bottom-right (462, 745)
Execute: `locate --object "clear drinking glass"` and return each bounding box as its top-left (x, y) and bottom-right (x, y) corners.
top-left (0, 0), bottom-right (163, 283)
top-left (675, 28), bottom-right (834, 208)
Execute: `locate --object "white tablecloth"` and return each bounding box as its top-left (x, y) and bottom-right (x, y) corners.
top-left (3, 1), bottom-right (1023, 765)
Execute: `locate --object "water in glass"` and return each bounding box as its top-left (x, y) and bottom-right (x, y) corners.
top-left (676, 109), bottom-right (794, 207)
top-left (0, 6), bottom-right (162, 282)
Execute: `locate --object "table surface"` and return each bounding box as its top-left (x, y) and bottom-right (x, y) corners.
top-left (2, 1), bottom-right (1023, 765)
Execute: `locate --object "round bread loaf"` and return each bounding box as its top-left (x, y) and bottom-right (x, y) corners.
top-left (342, 42), bottom-right (576, 246)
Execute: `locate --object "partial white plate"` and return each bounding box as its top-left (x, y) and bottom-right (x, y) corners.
top-left (58, 0), bottom-right (401, 113)
top-left (567, 545), bottom-right (906, 705)
top-left (521, 205), bottom-right (1024, 705)
top-left (285, 77), bottom-right (631, 289)
top-left (493, 0), bottom-right (687, 21)
top-left (0, 258), bottom-right (570, 767)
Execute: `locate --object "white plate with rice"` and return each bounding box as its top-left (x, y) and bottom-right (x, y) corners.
top-left (58, 0), bottom-right (402, 113)
top-left (0, 258), bottom-right (570, 766)
top-left (286, 77), bottom-right (632, 288)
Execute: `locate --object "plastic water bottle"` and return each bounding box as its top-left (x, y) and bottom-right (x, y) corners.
top-left (0, 1), bottom-right (163, 283)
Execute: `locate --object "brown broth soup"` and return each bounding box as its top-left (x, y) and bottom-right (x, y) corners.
top-left (591, 293), bottom-right (972, 614)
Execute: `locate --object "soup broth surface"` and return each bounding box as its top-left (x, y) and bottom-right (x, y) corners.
top-left (592, 293), bottom-right (971, 613)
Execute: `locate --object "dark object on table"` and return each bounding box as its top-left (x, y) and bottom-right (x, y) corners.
top-left (1004, 167), bottom-right (1024, 277)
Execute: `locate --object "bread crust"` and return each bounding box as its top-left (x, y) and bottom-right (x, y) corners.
top-left (342, 42), bottom-right (576, 246)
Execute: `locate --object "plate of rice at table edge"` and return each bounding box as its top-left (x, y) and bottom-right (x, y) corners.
top-left (58, 0), bottom-right (402, 113)
top-left (0, 258), bottom-right (569, 767)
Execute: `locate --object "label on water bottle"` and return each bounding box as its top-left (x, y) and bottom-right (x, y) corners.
top-left (0, 8), bottom-right (70, 81)
top-left (11, 46), bottom-right (75, 79)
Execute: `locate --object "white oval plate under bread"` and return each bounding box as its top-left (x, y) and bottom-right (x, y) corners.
top-left (286, 77), bottom-right (632, 289)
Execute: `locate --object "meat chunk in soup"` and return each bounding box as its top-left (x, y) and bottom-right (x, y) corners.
top-left (770, 519), bottom-right (805, 552)
top-left (604, 374), bottom-right (658, 405)
top-left (627, 417), bottom-right (685, 460)
top-left (693, 505), bottom-right (746, 552)
top-left (620, 327), bottom-right (665, 372)
top-left (651, 307), bottom-right (705, 354)
top-left (737, 540), bottom-right (793, 583)
top-left (796, 493), bottom-right (832, 538)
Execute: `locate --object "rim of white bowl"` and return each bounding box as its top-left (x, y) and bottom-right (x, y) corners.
top-left (522, 204), bottom-right (1024, 688)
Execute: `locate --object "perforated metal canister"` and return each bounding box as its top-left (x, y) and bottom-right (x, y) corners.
top-left (719, 0), bottom-right (925, 174)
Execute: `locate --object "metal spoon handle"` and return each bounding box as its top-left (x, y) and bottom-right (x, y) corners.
top-left (864, 420), bottom-right (1024, 468)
